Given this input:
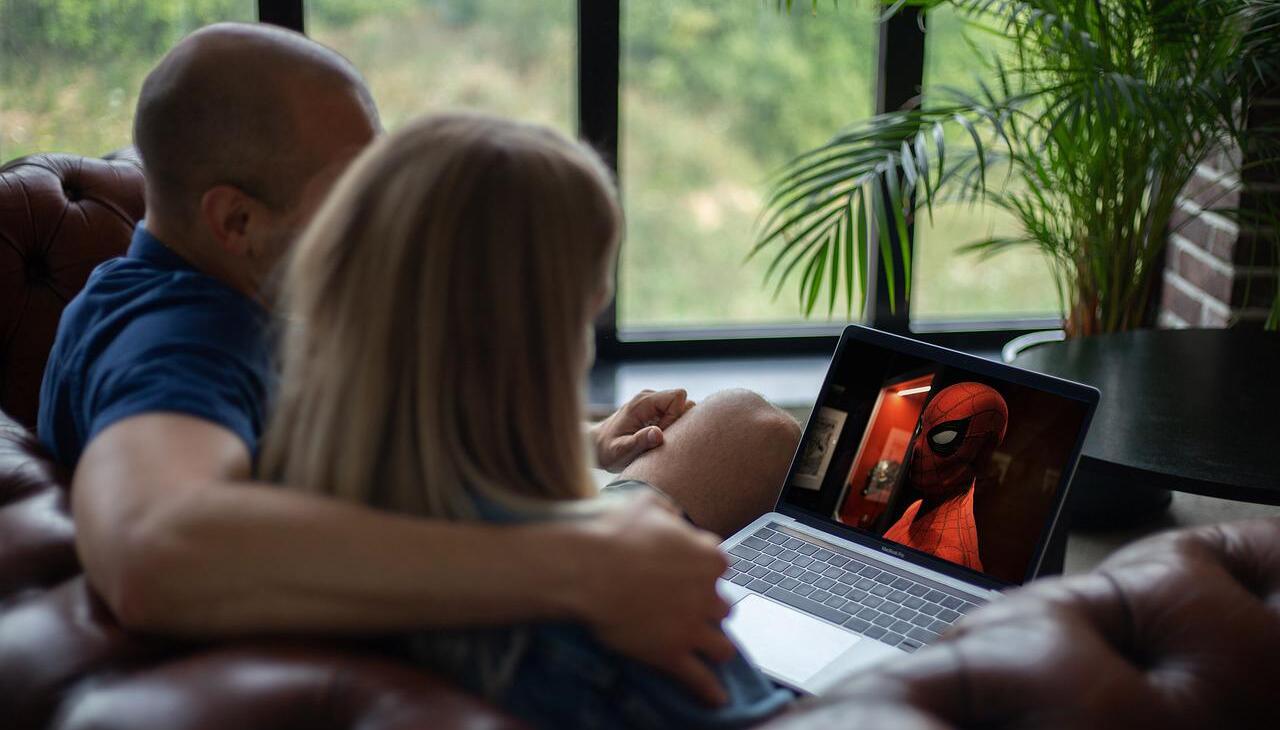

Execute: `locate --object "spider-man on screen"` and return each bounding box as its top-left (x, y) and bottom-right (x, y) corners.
top-left (882, 382), bottom-right (1009, 571)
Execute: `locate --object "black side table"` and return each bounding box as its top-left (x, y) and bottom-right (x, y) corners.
top-left (1013, 329), bottom-right (1280, 571)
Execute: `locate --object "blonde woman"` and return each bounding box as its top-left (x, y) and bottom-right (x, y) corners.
top-left (258, 113), bottom-right (791, 728)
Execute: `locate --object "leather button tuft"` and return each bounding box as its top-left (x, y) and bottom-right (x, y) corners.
top-left (25, 255), bottom-right (52, 284)
top-left (63, 186), bottom-right (81, 202)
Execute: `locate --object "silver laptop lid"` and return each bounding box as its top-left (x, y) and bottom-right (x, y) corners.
top-left (776, 325), bottom-right (1099, 591)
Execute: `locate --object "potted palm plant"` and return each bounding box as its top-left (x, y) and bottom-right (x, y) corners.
top-left (755, 0), bottom-right (1280, 333)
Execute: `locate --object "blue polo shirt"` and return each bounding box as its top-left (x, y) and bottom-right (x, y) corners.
top-left (37, 223), bottom-right (272, 467)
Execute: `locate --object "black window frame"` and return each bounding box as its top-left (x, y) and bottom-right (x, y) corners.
top-left (261, 0), bottom-right (1064, 361)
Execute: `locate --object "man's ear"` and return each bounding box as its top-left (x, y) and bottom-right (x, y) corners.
top-left (200, 184), bottom-right (262, 257)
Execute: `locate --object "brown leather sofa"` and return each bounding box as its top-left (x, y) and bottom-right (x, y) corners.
top-left (2, 153), bottom-right (1278, 729)
top-left (767, 517), bottom-right (1280, 729)
top-left (0, 154), bottom-right (146, 429)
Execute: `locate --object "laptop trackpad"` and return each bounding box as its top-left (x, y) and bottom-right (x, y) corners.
top-left (725, 595), bottom-right (860, 687)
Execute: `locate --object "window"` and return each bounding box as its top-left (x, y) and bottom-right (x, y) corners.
top-left (910, 4), bottom-right (1058, 322)
top-left (617, 0), bottom-right (877, 330)
top-left (306, 0), bottom-right (574, 133)
top-left (0, 1), bottom-right (256, 161)
top-left (1, 0), bottom-right (1066, 357)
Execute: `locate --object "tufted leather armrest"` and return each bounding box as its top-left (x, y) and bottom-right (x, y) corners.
top-left (762, 517), bottom-right (1280, 729)
top-left (52, 644), bottom-right (519, 730)
top-left (0, 408), bottom-right (525, 730)
top-left (0, 154), bottom-right (145, 428)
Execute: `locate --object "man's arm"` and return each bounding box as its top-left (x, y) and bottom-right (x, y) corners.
top-left (73, 413), bottom-right (735, 704)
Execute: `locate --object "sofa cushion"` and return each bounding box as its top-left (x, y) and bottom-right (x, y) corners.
top-left (53, 645), bottom-right (519, 730)
top-left (761, 517), bottom-right (1280, 729)
top-left (0, 412), bottom-right (77, 596)
top-left (0, 406), bottom-right (524, 730)
top-left (0, 153), bottom-right (144, 428)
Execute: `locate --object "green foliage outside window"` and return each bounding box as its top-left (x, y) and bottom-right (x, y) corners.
top-left (0, 0), bottom-right (243, 63)
top-left (755, 0), bottom-right (1280, 331)
top-left (0, 0), bottom-right (1064, 325)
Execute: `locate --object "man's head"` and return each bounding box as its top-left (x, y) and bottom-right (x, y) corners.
top-left (134, 22), bottom-right (379, 297)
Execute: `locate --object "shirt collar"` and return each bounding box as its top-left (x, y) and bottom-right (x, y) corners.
top-left (126, 221), bottom-right (196, 272)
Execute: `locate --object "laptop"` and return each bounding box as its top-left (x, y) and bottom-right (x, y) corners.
top-left (720, 324), bottom-right (1099, 694)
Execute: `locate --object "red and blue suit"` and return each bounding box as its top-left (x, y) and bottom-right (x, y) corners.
top-left (883, 382), bottom-right (1008, 572)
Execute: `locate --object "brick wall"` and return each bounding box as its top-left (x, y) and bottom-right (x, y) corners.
top-left (1159, 99), bottom-right (1279, 329)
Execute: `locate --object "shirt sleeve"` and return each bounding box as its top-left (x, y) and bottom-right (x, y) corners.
top-left (85, 342), bottom-right (268, 456)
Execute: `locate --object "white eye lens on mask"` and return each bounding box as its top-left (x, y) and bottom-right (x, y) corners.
top-left (931, 430), bottom-right (958, 446)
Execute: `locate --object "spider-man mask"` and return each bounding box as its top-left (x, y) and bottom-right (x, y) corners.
top-left (908, 382), bottom-right (1009, 496)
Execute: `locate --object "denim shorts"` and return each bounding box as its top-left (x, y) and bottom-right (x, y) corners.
top-left (414, 622), bottom-right (792, 730)
top-left (601, 477), bottom-right (696, 524)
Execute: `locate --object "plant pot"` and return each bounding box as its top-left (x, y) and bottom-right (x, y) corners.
top-left (1001, 329), bottom-right (1066, 364)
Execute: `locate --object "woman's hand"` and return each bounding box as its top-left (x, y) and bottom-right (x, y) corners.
top-left (574, 492), bottom-right (736, 707)
top-left (590, 389), bottom-right (695, 472)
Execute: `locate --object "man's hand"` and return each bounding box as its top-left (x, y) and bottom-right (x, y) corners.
top-left (591, 389), bottom-right (695, 472)
top-left (575, 492), bottom-right (735, 707)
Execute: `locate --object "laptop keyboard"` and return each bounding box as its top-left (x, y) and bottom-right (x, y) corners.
top-left (723, 524), bottom-right (985, 653)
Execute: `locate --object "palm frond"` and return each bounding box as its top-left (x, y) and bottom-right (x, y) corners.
top-left (757, 0), bottom-right (1280, 328)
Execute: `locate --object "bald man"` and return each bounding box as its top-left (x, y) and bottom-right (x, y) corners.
top-left (36, 23), bottom-right (800, 706)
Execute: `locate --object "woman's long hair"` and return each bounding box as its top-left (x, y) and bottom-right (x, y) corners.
top-left (258, 113), bottom-right (621, 519)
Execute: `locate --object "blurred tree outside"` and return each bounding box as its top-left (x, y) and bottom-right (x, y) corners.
top-left (0, 0), bottom-right (254, 159)
top-left (0, 0), bottom-right (1055, 324)
top-left (619, 0), bottom-right (879, 326)
top-left (911, 4), bottom-right (1057, 319)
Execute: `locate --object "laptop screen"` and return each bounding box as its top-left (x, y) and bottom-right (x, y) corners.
top-left (780, 327), bottom-right (1096, 587)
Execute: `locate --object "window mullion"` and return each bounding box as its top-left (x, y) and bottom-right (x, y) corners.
top-left (870, 7), bottom-right (926, 333)
top-left (258, 0), bottom-right (305, 32)
top-left (579, 0), bottom-right (622, 357)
